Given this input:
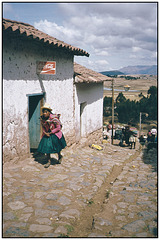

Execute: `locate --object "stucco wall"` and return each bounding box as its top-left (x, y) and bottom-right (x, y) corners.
top-left (3, 35), bottom-right (75, 162)
top-left (74, 83), bottom-right (103, 142)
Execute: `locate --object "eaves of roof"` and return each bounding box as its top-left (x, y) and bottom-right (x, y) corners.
top-left (74, 62), bottom-right (112, 83)
top-left (3, 18), bottom-right (89, 57)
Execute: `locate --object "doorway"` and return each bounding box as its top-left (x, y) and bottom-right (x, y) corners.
top-left (80, 102), bottom-right (87, 137)
top-left (28, 94), bottom-right (44, 151)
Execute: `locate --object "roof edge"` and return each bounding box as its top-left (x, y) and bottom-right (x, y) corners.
top-left (3, 18), bottom-right (89, 57)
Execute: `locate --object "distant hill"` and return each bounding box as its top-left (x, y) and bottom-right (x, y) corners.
top-left (100, 70), bottom-right (124, 76)
top-left (100, 65), bottom-right (157, 76)
top-left (119, 65), bottom-right (157, 75)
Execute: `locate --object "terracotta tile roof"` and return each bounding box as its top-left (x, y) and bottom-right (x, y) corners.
top-left (3, 18), bottom-right (89, 57)
top-left (74, 63), bottom-right (111, 83)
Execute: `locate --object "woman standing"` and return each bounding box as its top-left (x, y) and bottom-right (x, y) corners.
top-left (37, 103), bottom-right (67, 168)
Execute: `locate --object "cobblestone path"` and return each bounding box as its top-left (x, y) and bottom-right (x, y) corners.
top-left (3, 142), bottom-right (157, 237)
top-left (83, 148), bottom-right (157, 238)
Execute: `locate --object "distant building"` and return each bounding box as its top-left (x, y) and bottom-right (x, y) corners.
top-left (3, 18), bottom-right (110, 162)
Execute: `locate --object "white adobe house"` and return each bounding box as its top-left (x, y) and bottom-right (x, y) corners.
top-left (3, 18), bottom-right (110, 163)
top-left (74, 63), bottom-right (110, 144)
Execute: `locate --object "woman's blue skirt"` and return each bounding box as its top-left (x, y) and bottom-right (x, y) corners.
top-left (37, 134), bottom-right (67, 154)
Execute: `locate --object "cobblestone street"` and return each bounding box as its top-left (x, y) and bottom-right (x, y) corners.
top-left (3, 142), bottom-right (157, 237)
top-left (85, 148), bottom-right (157, 238)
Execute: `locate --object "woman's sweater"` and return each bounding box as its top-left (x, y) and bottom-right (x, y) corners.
top-left (41, 113), bottom-right (62, 139)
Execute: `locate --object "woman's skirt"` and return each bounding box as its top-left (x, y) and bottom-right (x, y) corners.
top-left (129, 136), bottom-right (136, 143)
top-left (37, 134), bottom-right (67, 154)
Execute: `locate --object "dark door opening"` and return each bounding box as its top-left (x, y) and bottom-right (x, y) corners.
top-left (80, 102), bottom-right (87, 137)
top-left (28, 94), bottom-right (44, 152)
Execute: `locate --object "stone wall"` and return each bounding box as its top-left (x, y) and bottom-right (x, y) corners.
top-left (73, 128), bottom-right (103, 148)
top-left (86, 128), bottom-right (103, 145)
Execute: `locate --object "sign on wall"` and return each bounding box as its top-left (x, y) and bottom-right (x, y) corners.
top-left (37, 61), bottom-right (56, 75)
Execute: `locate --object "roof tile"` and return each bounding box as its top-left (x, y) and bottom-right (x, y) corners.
top-left (3, 18), bottom-right (89, 57)
top-left (74, 63), bottom-right (111, 83)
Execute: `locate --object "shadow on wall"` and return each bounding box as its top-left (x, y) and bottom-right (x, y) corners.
top-left (3, 64), bottom-right (73, 81)
top-left (76, 82), bottom-right (103, 105)
top-left (3, 37), bottom-right (74, 81)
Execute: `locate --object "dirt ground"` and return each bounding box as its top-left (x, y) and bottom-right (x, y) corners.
top-left (104, 74), bottom-right (157, 101)
top-left (103, 74), bottom-right (157, 133)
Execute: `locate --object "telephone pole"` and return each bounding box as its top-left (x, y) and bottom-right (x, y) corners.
top-left (111, 79), bottom-right (114, 145)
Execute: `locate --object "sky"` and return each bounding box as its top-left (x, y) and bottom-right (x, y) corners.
top-left (3, 2), bottom-right (158, 72)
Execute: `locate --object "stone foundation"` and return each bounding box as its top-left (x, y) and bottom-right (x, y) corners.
top-left (72, 128), bottom-right (103, 148)
top-left (86, 128), bottom-right (103, 145)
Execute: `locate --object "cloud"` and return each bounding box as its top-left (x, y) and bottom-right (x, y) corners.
top-left (78, 59), bottom-right (109, 72)
top-left (34, 2), bottom-right (157, 71)
top-left (34, 19), bottom-right (82, 46)
top-left (94, 49), bottom-right (109, 56)
top-left (132, 47), bottom-right (141, 53)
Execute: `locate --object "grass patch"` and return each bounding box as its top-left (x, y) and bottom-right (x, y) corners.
top-left (106, 190), bottom-right (111, 199)
top-left (65, 224), bottom-right (74, 234)
top-left (87, 199), bottom-right (94, 205)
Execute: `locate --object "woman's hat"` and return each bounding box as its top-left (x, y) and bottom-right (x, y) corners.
top-left (41, 103), bottom-right (52, 111)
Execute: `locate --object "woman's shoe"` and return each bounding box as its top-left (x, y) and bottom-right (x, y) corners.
top-left (44, 159), bottom-right (51, 168)
top-left (57, 155), bottom-right (63, 164)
